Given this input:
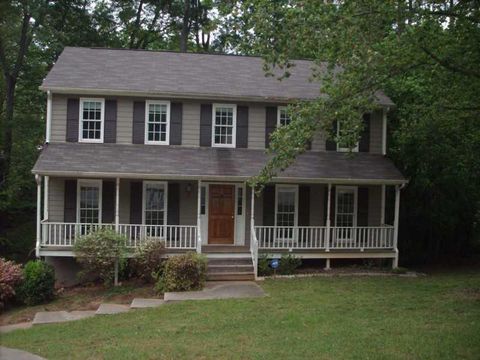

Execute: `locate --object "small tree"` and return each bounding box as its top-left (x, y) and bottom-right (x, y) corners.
top-left (74, 228), bottom-right (127, 286)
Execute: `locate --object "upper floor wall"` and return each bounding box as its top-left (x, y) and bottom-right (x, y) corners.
top-left (50, 94), bottom-right (386, 154)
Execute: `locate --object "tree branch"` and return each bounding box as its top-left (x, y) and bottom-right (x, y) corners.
top-left (420, 45), bottom-right (480, 79)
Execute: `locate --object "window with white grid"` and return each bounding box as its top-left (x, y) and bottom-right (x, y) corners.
top-left (277, 107), bottom-right (291, 127)
top-left (143, 182), bottom-right (167, 225)
top-left (80, 99), bottom-right (104, 142)
top-left (335, 187), bottom-right (357, 227)
top-left (275, 186), bottom-right (298, 227)
top-left (145, 101), bottom-right (170, 144)
top-left (212, 104), bottom-right (236, 147)
top-left (78, 181), bottom-right (102, 224)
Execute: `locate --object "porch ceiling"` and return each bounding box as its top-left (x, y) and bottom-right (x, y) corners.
top-left (32, 143), bottom-right (406, 184)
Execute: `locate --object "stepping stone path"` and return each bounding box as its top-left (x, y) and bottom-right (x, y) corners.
top-left (130, 298), bottom-right (165, 308)
top-left (1, 281), bottom-right (265, 335)
top-left (95, 304), bottom-right (130, 315)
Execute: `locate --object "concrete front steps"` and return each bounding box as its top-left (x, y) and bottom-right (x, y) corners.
top-left (202, 245), bottom-right (255, 281)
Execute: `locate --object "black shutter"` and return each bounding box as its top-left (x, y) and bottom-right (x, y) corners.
top-left (132, 101), bottom-right (145, 144)
top-left (298, 185), bottom-right (310, 226)
top-left (200, 104), bottom-right (212, 147)
top-left (325, 121), bottom-right (337, 151)
top-left (102, 180), bottom-right (115, 223)
top-left (104, 100), bottom-right (117, 143)
top-left (167, 183), bottom-right (180, 225)
top-left (130, 182), bottom-right (143, 224)
top-left (265, 107), bottom-right (277, 148)
top-left (170, 103), bottom-right (183, 145)
top-left (357, 187), bottom-right (369, 226)
top-left (323, 186), bottom-right (336, 225)
top-left (236, 106), bottom-right (249, 148)
top-left (359, 114), bottom-right (371, 152)
top-left (66, 99), bottom-right (79, 142)
top-left (64, 180), bottom-right (77, 222)
top-left (262, 185), bottom-right (275, 226)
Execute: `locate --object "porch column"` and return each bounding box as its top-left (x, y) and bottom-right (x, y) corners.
top-left (114, 177), bottom-right (120, 231)
top-left (43, 176), bottom-right (49, 220)
top-left (393, 184), bottom-right (401, 268)
top-left (35, 175), bottom-right (42, 258)
top-left (325, 183), bottom-right (332, 253)
top-left (250, 185), bottom-right (255, 246)
top-left (196, 180), bottom-right (202, 253)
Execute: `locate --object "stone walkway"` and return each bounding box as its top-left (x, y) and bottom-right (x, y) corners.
top-left (0, 346), bottom-right (46, 360)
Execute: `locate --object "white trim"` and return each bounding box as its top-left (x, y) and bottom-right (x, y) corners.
top-left (76, 179), bottom-right (103, 223)
top-left (277, 106), bottom-right (290, 127)
top-left (46, 91), bottom-right (52, 143)
top-left (211, 103), bottom-right (237, 148)
top-left (144, 100), bottom-right (171, 145)
top-left (336, 121), bottom-right (359, 153)
top-left (78, 98), bottom-right (105, 143)
top-left (274, 185), bottom-right (299, 227)
top-left (31, 170), bottom-right (408, 185)
top-left (142, 181), bottom-right (168, 225)
top-left (334, 186), bottom-right (358, 227)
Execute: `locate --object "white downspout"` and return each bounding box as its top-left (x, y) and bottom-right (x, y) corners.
top-left (35, 175), bottom-right (42, 258)
top-left (46, 91), bottom-right (52, 143)
top-left (43, 176), bottom-right (49, 221)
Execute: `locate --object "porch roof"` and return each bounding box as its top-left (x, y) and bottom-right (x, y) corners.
top-left (32, 143), bottom-right (406, 185)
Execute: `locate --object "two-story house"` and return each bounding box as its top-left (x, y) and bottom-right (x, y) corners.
top-left (32, 47), bottom-right (406, 283)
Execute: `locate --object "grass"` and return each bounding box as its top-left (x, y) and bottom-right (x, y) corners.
top-left (1, 270), bottom-right (479, 359)
top-left (0, 281), bottom-right (158, 326)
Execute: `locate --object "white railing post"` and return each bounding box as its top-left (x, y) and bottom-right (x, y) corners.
top-left (393, 185), bottom-right (401, 268)
top-left (35, 175), bottom-right (42, 258)
top-left (196, 180), bottom-right (202, 253)
top-left (325, 183), bottom-right (332, 252)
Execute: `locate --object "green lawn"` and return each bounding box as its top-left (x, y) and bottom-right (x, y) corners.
top-left (1, 271), bottom-right (479, 359)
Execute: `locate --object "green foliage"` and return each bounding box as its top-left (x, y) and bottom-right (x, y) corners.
top-left (74, 228), bottom-right (127, 285)
top-left (17, 260), bottom-right (55, 306)
top-left (0, 258), bottom-right (23, 309)
top-left (155, 252), bottom-right (207, 293)
top-left (392, 267), bottom-right (408, 275)
top-left (257, 254), bottom-right (302, 276)
top-left (132, 240), bottom-right (166, 283)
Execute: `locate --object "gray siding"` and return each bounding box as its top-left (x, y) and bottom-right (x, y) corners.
top-left (51, 95), bottom-right (68, 142)
top-left (117, 99), bottom-right (133, 144)
top-left (248, 105), bottom-right (266, 149)
top-left (182, 102), bottom-right (200, 147)
top-left (178, 181), bottom-right (197, 225)
top-left (370, 110), bottom-right (383, 154)
top-left (48, 177), bottom-right (65, 221)
top-left (49, 95), bottom-right (385, 153)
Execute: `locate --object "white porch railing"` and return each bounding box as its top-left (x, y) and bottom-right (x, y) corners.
top-left (40, 221), bottom-right (198, 250)
top-left (255, 226), bottom-right (394, 250)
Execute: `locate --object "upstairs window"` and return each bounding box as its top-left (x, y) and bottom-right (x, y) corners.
top-left (337, 121), bottom-right (359, 152)
top-left (145, 101), bottom-right (170, 145)
top-left (79, 98), bottom-right (104, 142)
top-left (212, 104), bottom-right (236, 148)
top-left (277, 106), bottom-right (291, 127)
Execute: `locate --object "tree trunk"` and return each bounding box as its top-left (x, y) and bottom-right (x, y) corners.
top-left (179, 0), bottom-right (190, 52)
top-left (2, 75), bottom-right (15, 182)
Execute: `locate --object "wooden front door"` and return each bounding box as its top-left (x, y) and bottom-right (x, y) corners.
top-left (208, 184), bottom-right (235, 244)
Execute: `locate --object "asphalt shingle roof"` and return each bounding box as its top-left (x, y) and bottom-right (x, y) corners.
top-left (41, 47), bottom-right (394, 106)
top-left (33, 143), bottom-right (405, 184)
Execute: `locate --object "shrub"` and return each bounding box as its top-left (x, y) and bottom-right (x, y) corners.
top-left (156, 252), bottom-right (207, 292)
top-left (258, 254), bottom-right (273, 276)
top-left (392, 266), bottom-right (408, 274)
top-left (278, 254), bottom-right (302, 275)
top-left (257, 254), bottom-right (302, 276)
top-left (0, 258), bottom-right (23, 309)
top-left (17, 260), bottom-right (55, 305)
top-left (132, 240), bottom-right (166, 283)
top-left (74, 228), bottom-right (127, 285)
